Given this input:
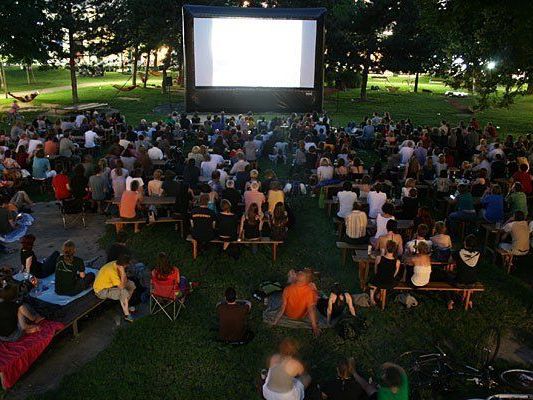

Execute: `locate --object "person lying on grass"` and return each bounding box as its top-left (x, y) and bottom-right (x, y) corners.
top-left (0, 285), bottom-right (44, 341)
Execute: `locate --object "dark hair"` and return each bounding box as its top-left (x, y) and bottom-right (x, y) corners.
top-left (220, 199), bottom-right (231, 212)
top-left (386, 219), bottom-right (398, 233)
top-left (342, 181), bottom-right (352, 191)
top-left (116, 253), bottom-right (131, 266)
top-left (155, 252), bottom-right (173, 276)
top-left (515, 210), bottom-right (526, 221)
top-left (464, 234), bottom-right (477, 250)
top-left (116, 231), bottom-right (128, 243)
top-left (130, 180), bottom-right (139, 192)
top-left (385, 239), bottom-right (398, 254)
top-left (382, 365), bottom-right (404, 389)
top-left (520, 163), bottom-right (528, 172)
top-left (382, 202), bottom-right (395, 216)
top-left (224, 287), bottom-right (237, 303)
top-left (417, 223), bottom-right (429, 238)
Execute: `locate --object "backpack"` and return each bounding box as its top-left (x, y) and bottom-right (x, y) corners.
top-left (335, 315), bottom-right (367, 341)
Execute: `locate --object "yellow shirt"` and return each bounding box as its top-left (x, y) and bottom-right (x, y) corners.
top-left (93, 261), bottom-right (122, 293)
top-left (267, 190), bottom-right (285, 214)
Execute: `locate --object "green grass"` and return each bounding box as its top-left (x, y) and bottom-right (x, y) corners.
top-left (0, 70), bottom-right (528, 398)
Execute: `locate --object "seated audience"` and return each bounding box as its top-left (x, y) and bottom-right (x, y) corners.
top-left (119, 180), bottom-right (141, 219)
top-left (190, 194), bottom-right (216, 245)
top-left (20, 234), bottom-right (59, 279)
top-left (317, 283), bottom-right (356, 326)
top-left (216, 287), bottom-right (252, 343)
top-left (55, 240), bottom-right (95, 296)
top-left (369, 240), bottom-right (401, 305)
top-left (270, 202), bottom-right (289, 242)
top-left (320, 358), bottom-right (366, 400)
top-left (93, 254), bottom-right (136, 322)
top-left (0, 286), bottom-right (44, 341)
top-left (430, 221), bottom-right (452, 262)
top-left (336, 181), bottom-right (358, 220)
top-left (500, 211), bottom-right (530, 256)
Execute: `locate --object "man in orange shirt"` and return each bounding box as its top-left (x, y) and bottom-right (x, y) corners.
top-left (273, 269), bottom-right (319, 336)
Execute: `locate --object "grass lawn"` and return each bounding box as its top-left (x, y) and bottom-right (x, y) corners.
top-left (0, 71), bottom-right (530, 398)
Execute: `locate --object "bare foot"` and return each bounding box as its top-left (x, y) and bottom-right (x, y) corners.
top-left (25, 325), bottom-right (41, 334)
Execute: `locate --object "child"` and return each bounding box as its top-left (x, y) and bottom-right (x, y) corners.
top-left (430, 221), bottom-right (452, 262)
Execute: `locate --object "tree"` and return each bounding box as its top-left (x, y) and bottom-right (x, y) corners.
top-left (381, 0), bottom-right (445, 93)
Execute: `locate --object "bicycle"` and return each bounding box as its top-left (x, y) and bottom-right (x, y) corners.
top-left (396, 326), bottom-right (533, 398)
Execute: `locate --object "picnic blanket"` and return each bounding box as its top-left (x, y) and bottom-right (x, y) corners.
top-left (262, 292), bottom-right (329, 330)
top-left (13, 268), bottom-right (98, 306)
top-left (0, 320), bottom-right (64, 389)
top-left (0, 213), bottom-right (34, 243)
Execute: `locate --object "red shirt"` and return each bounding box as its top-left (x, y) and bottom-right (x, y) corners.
top-left (513, 171), bottom-right (532, 194)
top-left (119, 190), bottom-right (138, 218)
top-left (52, 174), bottom-right (71, 200)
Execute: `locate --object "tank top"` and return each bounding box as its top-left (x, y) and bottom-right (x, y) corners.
top-left (411, 264), bottom-right (431, 287)
top-left (375, 257), bottom-right (397, 283)
top-left (243, 217), bottom-right (260, 239)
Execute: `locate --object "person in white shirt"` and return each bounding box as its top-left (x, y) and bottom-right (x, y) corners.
top-left (201, 155), bottom-right (218, 181)
top-left (405, 224), bottom-right (433, 256)
top-left (371, 203), bottom-right (396, 246)
top-left (118, 134), bottom-right (130, 150)
top-left (75, 113), bottom-right (85, 128)
top-left (210, 153), bottom-right (224, 166)
top-left (126, 175), bottom-right (144, 192)
top-left (147, 144), bottom-right (164, 160)
top-left (367, 183), bottom-right (387, 219)
top-left (344, 203), bottom-right (368, 244)
top-left (84, 129), bottom-right (100, 149)
top-left (230, 153), bottom-right (249, 174)
top-left (488, 143), bottom-right (504, 161)
top-left (217, 167), bottom-right (228, 187)
top-left (27, 134), bottom-right (42, 155)
top-left (336, 182), bottom-right (358, 219)
top-left (317, 158), bottom-right (334, 182)
top-left (399, 142), bottom-right (414, 165)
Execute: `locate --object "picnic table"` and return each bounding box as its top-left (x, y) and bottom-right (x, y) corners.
top-left (480, 222), bottom-right (503, 256)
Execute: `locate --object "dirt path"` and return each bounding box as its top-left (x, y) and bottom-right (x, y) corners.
top-left (8, 81), bottom-right (123, 97)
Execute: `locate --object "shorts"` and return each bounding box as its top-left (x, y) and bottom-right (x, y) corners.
top-left (262, 378), bottom-right (305, 400)
top-left (96, 280), bottom-right (136, 302)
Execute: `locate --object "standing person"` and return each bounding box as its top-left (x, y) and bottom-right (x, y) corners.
top-left (262, 339), bottom-right (311, 400)
top-left (20, 234), bottom-right (60, 279)
top-left (88, 166), bottom-right (108, 213)
top-left (55, 240), bottom-right (95, 296)
top-left (216, 287), bottom-right (252, 343)
top-left (369, 240), bottom-right (400, 305)
top-left (93, 254), bottom-right (136, 322)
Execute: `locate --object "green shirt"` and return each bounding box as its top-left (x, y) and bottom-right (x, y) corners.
top-left (378, 371), bottom-right (409, 400)
top-left (55, 255), bottom-right (85, 296)
top-left (508, 192), bottom-right (528, 218)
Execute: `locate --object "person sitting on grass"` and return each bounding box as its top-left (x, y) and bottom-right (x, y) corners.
top-left (216, 287), bottom-right (252, 343)
top-left (369, 240), bottom-right (401, 306)
top-left (19, 234), bottom-right (59, 279)
top-left (272, 269), bottom-right (320, 336)
top-left (55, 240), bottom-right (96, 296)
top-left (317, 283), bottom-right (356, 326)
top-left (190, 193), bottom-right (216, 247)
top-left (320, 358), bottom-right (366, 400)
top-left (93, 254), bottom-right (136, 322)
top-left (0, 285), bottom-right (44, 341)
top-left (119, 179), bottom-right (142, 220)
top-left (262, 338), bottom-right (311, 400)
top-left (430, 221), bottom-right (452, 262)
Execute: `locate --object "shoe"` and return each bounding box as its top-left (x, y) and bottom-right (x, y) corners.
top-left (124, 315), bottom-right (135, 323)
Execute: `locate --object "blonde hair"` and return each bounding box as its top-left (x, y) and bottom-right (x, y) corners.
top-left (153, 169), bottom-right (163, 180)
top-left (250, 169), bottom-right (259, 179)
top-left (320, 158), bottom-right (331, 167)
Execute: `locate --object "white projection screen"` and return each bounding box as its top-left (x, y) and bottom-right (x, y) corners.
top-left (183, 5), bottom-right (326, 113)
top-left (193, 18), bottom-right (317, 88)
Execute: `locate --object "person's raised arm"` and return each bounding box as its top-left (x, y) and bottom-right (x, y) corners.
top-left (326, 293), bottom-right (335, 325)
top-left (394, 259), bottom-right (401, 278)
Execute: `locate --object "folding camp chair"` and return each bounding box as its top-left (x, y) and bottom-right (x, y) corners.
top-left (150, 270), bottom-right (186, 321)
top-left (58, 198), bottom-right (86, 229)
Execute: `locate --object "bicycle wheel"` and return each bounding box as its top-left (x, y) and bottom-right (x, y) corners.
top-left (396, 351), bottom-right (447, 390)
top-left (474, 326), bottom-right (501, 369)
top-left (500, 369), bottom-right (533, 393)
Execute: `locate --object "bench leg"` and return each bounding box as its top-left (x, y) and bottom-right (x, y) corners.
top-left (381, 289), bottom-right (387, 310)
top-left (192, 240), bottom-right (197, 260)
top-left (272, 244), bottom-right (278, 262)
top-left (73, 320), bottom-right (79, 337)
top-left (464, 290), bottom-right (472, 310)
top-left (134, 223), bottom-right (140, 233)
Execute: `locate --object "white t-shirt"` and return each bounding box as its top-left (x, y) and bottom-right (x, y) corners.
top-left (412, 265), bottom-right (431, 287)
top-left (317, 165), bottom-right (334, 182)
top-left (147, 147), bottom-right (164, 160)
top-left (210, 154), bottom-right (224, 166)
top-left (399, 147), bottom-right (414, 165)
top-left (84, 130), bottom-right (99, 148)
top-left (336, 190), bottom-right (358, 218)
top-left (27, 139), bottom-right (42, 154)
top-left (75, 114), bottom-right (85, 127)
top-left (367, 191), bottom-right (387, 219)
top-left (374, 214), bottom-right (394, 238)
top-left (201, 160), bottom-right (218, 180)
top-left (125, 176), bottom-right (144, 191)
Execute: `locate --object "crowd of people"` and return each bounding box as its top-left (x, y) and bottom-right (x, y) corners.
top-left (2, 106), bottom-right (533, 400)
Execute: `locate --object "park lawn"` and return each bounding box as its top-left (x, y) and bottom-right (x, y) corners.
top-left (33, 188), bottom-right (533, 400)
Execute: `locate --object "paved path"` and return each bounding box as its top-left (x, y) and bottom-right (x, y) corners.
top-left (8, 81), bottom-right (124, 97)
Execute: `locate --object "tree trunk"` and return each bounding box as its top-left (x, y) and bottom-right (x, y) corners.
top-left (414, 72), bottom-right (419, 93)
top-left (143, 50), bottom-right (151, 88)
top-left (360, 52), bottom-right (370, 100)
top-left (68, 28), bottom-right (79, 103)
top-left (132, 45), bottom-right (139, 86)
top-left (162, 68), bottom-right (167, 94)
top-left (527, 72), bottom-right (533, 95)
top-left (0, 62), bottom-right (7, 98)
top-left (30, 65), bottom-right (36, 83)
top-left (25, 65), bottom-right (31, 85)
top-left (120, 52), bottom-right (124, 73)
top-left (153, 51), bottom-right (158, 69)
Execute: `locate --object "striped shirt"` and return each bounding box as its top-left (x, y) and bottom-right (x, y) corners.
top-left (345, 211), bottom-right (368, 239)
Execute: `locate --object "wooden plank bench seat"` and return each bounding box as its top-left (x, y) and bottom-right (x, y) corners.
top-left (106, 217), bottom-right (184, 237)
top-left (336, 241), bottom-right (368, 266)
top-left (186, 235), bottom-right (283, 261)
top-left (369, 281), bottom-right (485, 310)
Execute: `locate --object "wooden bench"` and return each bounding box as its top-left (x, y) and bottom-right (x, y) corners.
top-left (186, 235), bottom-right (282, 261)
top-left (336, 241), bottom-right (368, 266)
top-left (495, 248), bottom-right (515, 274)
top-left (58, 297), bottom-right (106, 337)
top-left (370, 281), bottom-right (485, 310)
top-left (106, 217), bottom-right (184, 237)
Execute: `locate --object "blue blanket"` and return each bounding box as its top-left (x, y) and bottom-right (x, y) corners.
top-left (0, 213), bottom-right (34, 243)
top-left (13, 268), bottom-right (98, 306)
